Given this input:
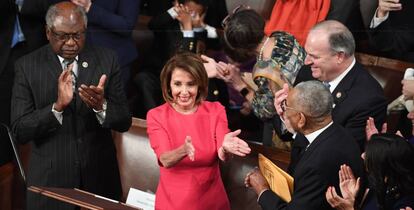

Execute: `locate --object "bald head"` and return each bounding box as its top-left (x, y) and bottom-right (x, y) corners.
top-left (45, 2), bottom-right (87, 29)
top-left (309, 20), bottom-right (355, 57)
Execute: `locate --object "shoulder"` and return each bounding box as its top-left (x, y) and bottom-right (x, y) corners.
top-left (147, 103), bottom-right (170, 120)
top-left (198, 101), bottom-right (225, 113)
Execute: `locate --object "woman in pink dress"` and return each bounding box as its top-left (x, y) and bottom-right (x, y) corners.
top-left (147, 52), bottom-right (251, 210)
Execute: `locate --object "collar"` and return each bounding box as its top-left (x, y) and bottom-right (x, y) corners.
top-left (57, 55), bottom-right (79, 64)
top-left (326, 57), bottom-right (355, 93)
top-left (305, 121), bottom-right (333, 146)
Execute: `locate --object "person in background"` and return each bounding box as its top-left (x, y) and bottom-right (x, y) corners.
top-left (369, 0), bottom-right (414, 63)
top-left (147, 52), bottom-right (251, 210)
top-left (134, 0), bottom-right (228, 118)
top-left (326, 133), bottom-right (414, 210)
top-left (244, 80), bottom-right (365, 210)
top-left (11, 2), bottom-right (131, 209)
top-left (71, 0), bottom-right (140, 94)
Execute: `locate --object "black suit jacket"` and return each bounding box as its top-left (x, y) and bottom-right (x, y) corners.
top-left (0, 0), bottom-right (62, 166)
top-left (11, 44), bottom-right (132, 210)
top-left (294, 62), bottom-right (386, 148)
top-left (259, 123), bottom-right (365, 210)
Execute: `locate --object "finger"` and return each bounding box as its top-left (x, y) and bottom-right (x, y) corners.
top-left (381, 123), bottom-right (387, 133)
top-left (79, 85), bottom-right (98, 98)
top-left (79, 91), bottom-right (94, 107)
top-left (200, 54), bottom-right (213, 62)
top-left (395, 130), bottom-right (403, 137)
top-left (97, 74), bottom-right (107, 89)
top-left (229, 129), bottom-right (242, 137)
top-left (339, 165), bottom-right (345, 182)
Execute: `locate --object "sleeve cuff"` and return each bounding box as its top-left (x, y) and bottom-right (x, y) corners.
top-left (205, 24), bottom-right (218, 38)
top-left (182, 30), bottom-right (194, 38)
top-left (257, 189), bottom-right (270, 202)
top-left (51, 103), bottom-right (63, 125)
top-left (167, 7), bottom-right (178, 19)
top-left (370, 8), bottom-right (389, 28)
top-left (93, 100), bottom-right (107, 125)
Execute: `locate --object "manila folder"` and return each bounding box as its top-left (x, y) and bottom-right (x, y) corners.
top-left (258, 153), bottom-right (294, 202)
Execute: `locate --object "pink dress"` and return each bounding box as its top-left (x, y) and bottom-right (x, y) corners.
top-left (147, 101), bottom-right (231, 210)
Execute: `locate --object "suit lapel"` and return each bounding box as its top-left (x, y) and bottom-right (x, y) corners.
top-left (45, 45), bottom-right (63, 82)
top-left (296, 123), bottom-right (337, 168)
top-left (331, 64), bottom-right (360, 111)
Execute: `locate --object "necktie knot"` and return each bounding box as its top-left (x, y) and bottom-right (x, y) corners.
top-left (62, 59), bottom-right (75, 70)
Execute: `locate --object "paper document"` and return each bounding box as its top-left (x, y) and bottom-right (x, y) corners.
top-left (126, 188), bottom-right (155, 210)
top-left (258, 153), bottom-right (294, 202)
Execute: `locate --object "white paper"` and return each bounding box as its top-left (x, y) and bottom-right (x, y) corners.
top-left (126, 188), bottom-right (155, 210)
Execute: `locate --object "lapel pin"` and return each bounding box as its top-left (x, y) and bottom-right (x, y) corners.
top-left (336, 92), bottom-right (342, 99)
top-left (82, 61), bottom-right (88, 68)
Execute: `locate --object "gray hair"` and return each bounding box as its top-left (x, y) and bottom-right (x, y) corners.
top-left (294, 80), bottom-right (333, 119)
top-left (45, 3), bottom-right (88, 29)
top-left (311, 20), bottom-right (355, 57)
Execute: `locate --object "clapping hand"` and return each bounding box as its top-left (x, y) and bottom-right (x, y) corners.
top-left (325, 164), bottom-right (360, 210)
top-left (274, 83), bottom-right (289, 117)
top-left (54, 64), bottom-right (74, 112)
top-left (78, 74), bottom-right (106, 111)
top-left (377, 0), bottom-right (402, 18)
top-left (184, 136), bottom-right (195, 161)
top-left (201, 55), bottom-right (219, 78)
top-left (71, 0), bottom-right (92, 12)
top-left (221, 129), bottom-right (251, 157)
top-left (365, 117), bottom-right (387, 141)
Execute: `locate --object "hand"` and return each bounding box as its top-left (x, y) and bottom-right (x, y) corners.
top-left (216, 62), bottom-right (246, 91)
top-left (175, 4), bottom-right (192, 30)
top-left (365, 117), bottom-right (387, 141)
top-left (201, 55), bottom-right (218, 78)
top-left (377, 0), bottom-right (402, 18)
top-left (325, 186), bottom-right (355, 210)
top-left (245, 168), bottom-right (270, 195)
top-left (400, 207), bottom-right (413, 210)
top-left (222, 129), bottom-right (251, 156)
top-left (55, 65), bottom-right (74, 112)
top-left (78, 74), bottom-right (106, 110)
top-left (402, 79), bottom-right (414, 99)
top-left (325, 164), bottom-right (360, 210)
top-left (71, 0), bottom-right (92, 12)
top-left (338, 165), bottom-right (360, 201)
top-left (184, 136), bottom-right (195, 161)
top-left (274, 83), bottom-right (289, 117)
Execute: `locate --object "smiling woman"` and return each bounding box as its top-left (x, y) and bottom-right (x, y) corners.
top-left (146, 52), bottom-right (251, 210)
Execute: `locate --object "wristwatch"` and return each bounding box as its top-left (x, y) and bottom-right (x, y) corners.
top-left (240, 87), bottom-right (249, 97)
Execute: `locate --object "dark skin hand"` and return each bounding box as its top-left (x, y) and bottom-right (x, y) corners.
top-left (78, 74), bottom-right (106, 110)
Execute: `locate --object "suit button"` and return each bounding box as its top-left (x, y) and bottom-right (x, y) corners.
top-left (213, 90), bottom-right (219, 96)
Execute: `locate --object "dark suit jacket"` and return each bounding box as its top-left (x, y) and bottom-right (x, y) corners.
top-left (287, 62), bottom-right (387, 173)
top-left (0, 0), bottom-right (62, 166)
top-left (368, 0), bottom-right (414, 63)
top-left (11, 44), bottom-right (132, 210)
top-left (259, 123), bottom-right (365, 210)
top-left (86, 0), bottom-right (140, 66)
top-left (295, 62), bottom-right (386, 148)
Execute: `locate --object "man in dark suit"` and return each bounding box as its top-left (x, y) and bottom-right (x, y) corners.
top-left (274, 20), bottom-right (386, 173)
top-left (10, 2), bottom-right (131, 210)
top-left (245, 81), bottom-right (365, 210)
top-left (0, 0), bottom-right (63, 167)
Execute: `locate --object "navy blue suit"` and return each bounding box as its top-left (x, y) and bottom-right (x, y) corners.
top-left (85, 0), bottom-right (140, 88)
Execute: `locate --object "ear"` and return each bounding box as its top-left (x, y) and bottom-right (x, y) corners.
top-left (298, 112), bottom-right (307, 129)
top-left (336, 51), bottom-right (345, 64)
top-left (45, 26), bottom-right (51, 41)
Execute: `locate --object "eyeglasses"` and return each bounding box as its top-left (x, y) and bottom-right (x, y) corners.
top-left (221, 4), bottom-right (250, 28)
top-left (280, 99), bottom-right (299, 113)
top-left (50, 28), bottom-right (85, 42)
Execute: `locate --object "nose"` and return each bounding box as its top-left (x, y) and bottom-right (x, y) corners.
top-left (64, 36), bottom-right (77, 46)
top-left (304, 54), bottom-right (312, 65)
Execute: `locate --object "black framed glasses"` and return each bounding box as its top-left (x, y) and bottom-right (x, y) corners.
top-left (221, 4), bottom-right (250, 28)
top-left (50, 28), bottom-right (85, 42)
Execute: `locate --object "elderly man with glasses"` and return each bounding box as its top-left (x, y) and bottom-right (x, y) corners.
top-left (10, 2), bottom-right (131, 210)
top-left (245, 80), bottom-right (365, 210)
